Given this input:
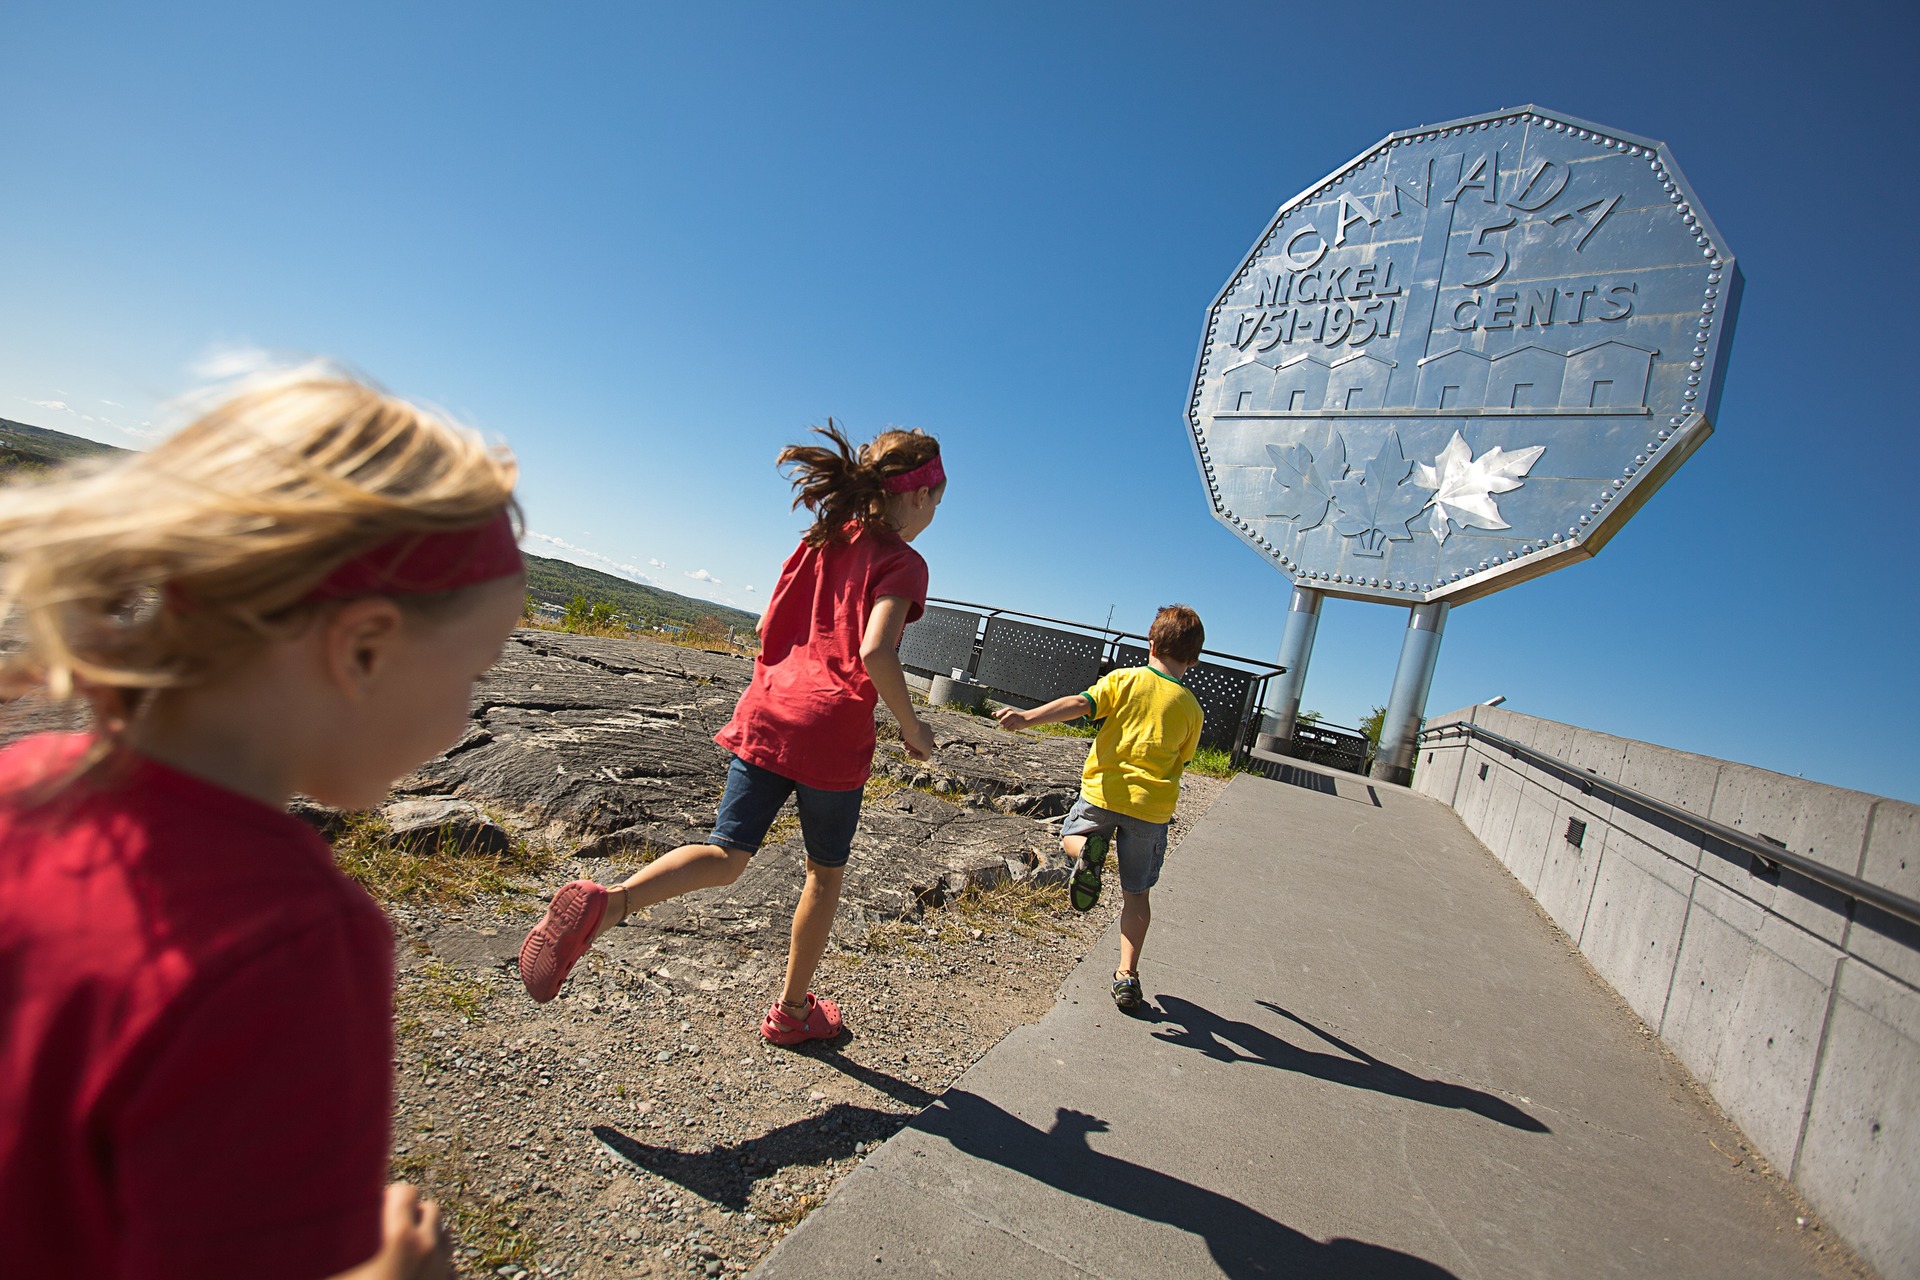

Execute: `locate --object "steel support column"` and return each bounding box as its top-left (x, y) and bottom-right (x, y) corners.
top-left (1255, 586), bottom-right (1322, 753)
top-left (1370, 601), bottom-right (1449, 785)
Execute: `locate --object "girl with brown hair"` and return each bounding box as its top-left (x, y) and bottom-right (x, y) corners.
top-left (519, 421), bottom-right (944, 1045)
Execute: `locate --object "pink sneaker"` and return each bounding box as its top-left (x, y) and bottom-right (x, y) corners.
top-left (760, 993), bottom-right (844, 1046)
top-left (518, 880), bottom-right (608, 1003)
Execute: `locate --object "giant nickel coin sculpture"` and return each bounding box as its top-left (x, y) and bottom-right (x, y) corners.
top-left (1186, 106), bottom-right (1741, 781)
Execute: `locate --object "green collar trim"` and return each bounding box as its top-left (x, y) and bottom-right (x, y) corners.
top-left (1144, 665), bottom-right (1185, 686)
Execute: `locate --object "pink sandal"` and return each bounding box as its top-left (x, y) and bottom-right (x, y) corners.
top-left (518, 880), bottom-right (608, 1003)
top-left (760, 993), bottom-right (844, 1046)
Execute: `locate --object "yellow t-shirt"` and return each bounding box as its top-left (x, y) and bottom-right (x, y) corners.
top-left (1078, 665), bottom-right (1204, 824)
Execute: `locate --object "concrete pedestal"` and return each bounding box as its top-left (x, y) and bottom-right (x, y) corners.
top-left (929, 673), bottom-right (989, 708)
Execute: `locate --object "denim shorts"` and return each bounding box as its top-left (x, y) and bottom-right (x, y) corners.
top-left (708, 754), bottom-right (864, 869)
top-left (1059, 797), bottom-right (1170, 894)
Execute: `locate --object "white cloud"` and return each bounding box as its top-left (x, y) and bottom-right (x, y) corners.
top-left (26, 396), bottom-right (163, 443)
top-left (648, 557), bottom-right (667, 569)
top-left (100, 399), bottom-right (121, 407)
top-left (191, 342), bottom-right (281, 381)
top-left (744, 585), bottom-right (757, 593)
top-left (684, 568), bottom-right (720, 584)
top-left (523, 531), bottom-right (661, 586)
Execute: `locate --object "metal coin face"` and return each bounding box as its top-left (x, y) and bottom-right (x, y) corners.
top-left (1187, 105), bottom-right (1741, 605)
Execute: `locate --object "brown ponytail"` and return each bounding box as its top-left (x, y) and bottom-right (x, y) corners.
top-left (778, 420), bottom-right (942, 547)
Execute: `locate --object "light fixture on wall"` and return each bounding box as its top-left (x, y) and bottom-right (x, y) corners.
top-left (1482, 695), bottom-right (1507, 707)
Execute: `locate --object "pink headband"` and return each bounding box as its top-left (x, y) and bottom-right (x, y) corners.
top-left (883, 454), bottom-right (945, 494)
top-left (303, 507), bottom-right (524, 601)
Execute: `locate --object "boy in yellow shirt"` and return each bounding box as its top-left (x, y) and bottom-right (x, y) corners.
top-left (993, 605), bottom-right (1206, 1012)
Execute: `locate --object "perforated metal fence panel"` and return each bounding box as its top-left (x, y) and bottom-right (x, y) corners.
top-left (1111, 645), bottom-right (1255, 751)
top-left (975, 618), bottom-right (1104, 704)
top-left (897, 606), bottom-right (980, 677)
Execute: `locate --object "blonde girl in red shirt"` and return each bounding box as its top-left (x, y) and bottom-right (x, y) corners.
top-left (519, 423), bottom-right (943, 1045)
top-left (0, 366), bottom-right (528, 1280)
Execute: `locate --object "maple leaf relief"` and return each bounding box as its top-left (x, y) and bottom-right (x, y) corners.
top-left (1330, 430), bottom-right (1433, 556)
top-left (1265, 435), bottom-right (1346, 530)
top-left (1412, 431), bottom-right (1547, 544)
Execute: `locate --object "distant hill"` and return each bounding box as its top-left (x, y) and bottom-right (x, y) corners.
top-left (0, 423), bottom-right (746, 630)
top-left (523, 553), bottom-right (758, 632)
top-left (0, 418), bottom-right (125, 476)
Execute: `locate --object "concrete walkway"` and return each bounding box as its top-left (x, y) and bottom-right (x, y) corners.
top-left (750, 765), bottom-right (1863, 1279)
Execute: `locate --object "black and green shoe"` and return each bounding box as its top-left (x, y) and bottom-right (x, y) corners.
top-left (1112, 971), bottom-right (1144, 1012)
top-left (1069, 833), bottom-right (1108, 912)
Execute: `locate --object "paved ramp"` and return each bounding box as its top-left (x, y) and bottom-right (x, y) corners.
top-left (751, 767), bottom-right (1863, 1278)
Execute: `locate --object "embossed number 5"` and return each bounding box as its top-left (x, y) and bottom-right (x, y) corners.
top-left (1461, 215), bottom-right (1517, 288)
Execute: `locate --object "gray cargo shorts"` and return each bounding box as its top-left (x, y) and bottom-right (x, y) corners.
top-left (1059, 796), bottom-right (1170, 894)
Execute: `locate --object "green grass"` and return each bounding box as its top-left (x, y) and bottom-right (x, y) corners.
top-left (1187, 746), bottom-right (1246, 779)
top-left (1031, 720), bottom-right (1099, 739)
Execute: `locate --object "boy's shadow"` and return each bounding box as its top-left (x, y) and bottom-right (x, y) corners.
top-left (1146, 996), bottom-right (1548, 1133)
top-left (914, 1090), bottom-right (1458, 1278)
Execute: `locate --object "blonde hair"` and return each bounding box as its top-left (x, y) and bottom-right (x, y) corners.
top-left (0, 363), bottom-right (520, 740)
top-left (778, 420), bottom-right (941, 547)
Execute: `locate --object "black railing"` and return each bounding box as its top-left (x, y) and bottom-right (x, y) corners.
top-left (1419, 721), bottom-right (1920, 932)
top-left (900, 597), bottom-right (1286, 763)
top-left (1268, 720), bottom-right (1371, 774)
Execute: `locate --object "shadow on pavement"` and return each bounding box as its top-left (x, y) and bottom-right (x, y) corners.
top-left (915, 1090), bottom-right (1459, 1279)
top-left (1144, 996), bottom-right (1548, 1133)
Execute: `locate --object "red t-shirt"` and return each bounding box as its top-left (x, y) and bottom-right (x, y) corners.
top-left (715, 524), bottom-right (929, 790)
top-left (0, 734), bottom-right (394, 1280)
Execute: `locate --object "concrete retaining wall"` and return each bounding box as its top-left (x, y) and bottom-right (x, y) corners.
top-left (1416, 706), bottom-right (1919, 1280)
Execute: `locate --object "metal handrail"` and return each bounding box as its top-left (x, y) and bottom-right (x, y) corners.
top-left (1418, 721), bottom-right (1920, 931)
top-left (923, 597), bottom-right (1285, 765)
top-left (926, 597), bottom-right (1286, 676)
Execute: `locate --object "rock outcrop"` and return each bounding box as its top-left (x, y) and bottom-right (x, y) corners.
top-left (400, 630), bottom-right (1096, 939)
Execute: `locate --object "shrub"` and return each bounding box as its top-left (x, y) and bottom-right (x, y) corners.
top-left (561, 595), bottom-right (626, 637)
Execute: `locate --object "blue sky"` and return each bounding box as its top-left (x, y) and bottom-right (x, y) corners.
top-left (4, 2), bottom-right (1917, 801)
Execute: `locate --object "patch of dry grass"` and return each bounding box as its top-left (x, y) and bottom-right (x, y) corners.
top-left (605, 840), bottom-right (664, 876)
top-left (952, 876), bottom-right (1079, 939)
top-left (863, 770), bottom-right (957, 803)
top-left (752, 1188), bottom-right (824, 1233)
top-left (863, 772), bottom-right (907, 800)
top-left (396, 959), bottom-right (494, 1035)
top-left (333, 813), bottom-right (558, 905)
top-left (652, 630), bottom-right (760, 659)
top-left (865, 875), bottom-right (1077, 957)
top-left (392, 1133), bottom-right (541, 1271)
